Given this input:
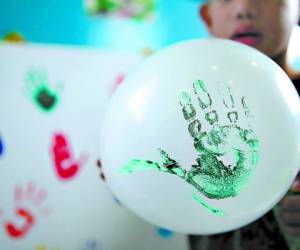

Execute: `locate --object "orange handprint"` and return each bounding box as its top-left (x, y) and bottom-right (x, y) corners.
top-left (36, 243), bottom-right (61, 250)
top-left (4, 182), bottom-right (51, 239)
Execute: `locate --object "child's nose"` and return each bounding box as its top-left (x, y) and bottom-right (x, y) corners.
top-left (233, 0), bottom-right (259, 20)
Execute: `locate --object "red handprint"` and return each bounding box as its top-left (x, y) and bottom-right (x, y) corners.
top-left (6, 208), bottom-right (34, 238)
top-left (4, 182), bottom-right (51, 239)
top-left (108, 73), bottom-right (125, 96)
top-left (50, 132), bottom-right (88, 180)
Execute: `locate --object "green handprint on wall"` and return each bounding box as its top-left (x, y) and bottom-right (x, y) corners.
top-left (25, 68), bottom-right (62, 113)
top-left (121, 80), bottom-right (259, 215)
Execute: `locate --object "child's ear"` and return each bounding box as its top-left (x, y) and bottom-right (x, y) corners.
top-left (200, 4), bottom-right (212, 28)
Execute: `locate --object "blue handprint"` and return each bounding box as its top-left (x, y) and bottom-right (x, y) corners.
top-left (0, 135), bottom-right (4, 157)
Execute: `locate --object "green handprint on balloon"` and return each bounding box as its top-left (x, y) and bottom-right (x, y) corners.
top-left (121, 80), bottom-right (259, 215)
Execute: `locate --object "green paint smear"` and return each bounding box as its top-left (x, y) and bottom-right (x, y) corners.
top-left (25, 69), bottom-right (61, 113)
top-left (192, 192), bottom-right (226, 216)
top-left (120, 79), bottom-right (259, 216)
top-left (120, 159), bottom-right (160, 174)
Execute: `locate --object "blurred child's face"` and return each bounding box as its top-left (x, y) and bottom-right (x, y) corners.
top-left (200, 0), bottom-right (300, 58)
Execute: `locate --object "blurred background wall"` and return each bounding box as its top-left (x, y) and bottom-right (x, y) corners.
top-left (0, 0), bottom-right (208, 50)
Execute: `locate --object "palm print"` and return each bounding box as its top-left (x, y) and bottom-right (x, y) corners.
top-left (121, 80), bottom-right (259, 214)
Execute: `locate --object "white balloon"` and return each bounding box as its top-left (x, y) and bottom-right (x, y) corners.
top-left (100, 38), bottom-right (300, 234)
